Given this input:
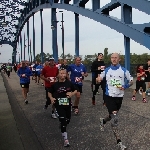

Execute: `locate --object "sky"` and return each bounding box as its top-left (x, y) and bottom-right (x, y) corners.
top-left (0, 0), bottom-right (150, 63)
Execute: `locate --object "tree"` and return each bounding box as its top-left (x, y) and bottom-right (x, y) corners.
top-left (103, 48), bottom-right (108, 63)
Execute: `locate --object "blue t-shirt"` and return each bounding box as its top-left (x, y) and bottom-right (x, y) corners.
top-left (67, 64), bottom-right (87, 85)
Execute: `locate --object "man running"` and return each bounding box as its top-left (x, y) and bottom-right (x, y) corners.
top-left (6, 63), bottom-right (11, 78)
top-left (40, 58), bottom-right (59, 119)
top-left (35, 62), bottom-right (43, 85)
top-left (60, 59), bottom-right (68, 70)
top-left (48, 68), bottom-right (77, 147)
top-left (144, 59), bottom-right (150, 95)
top-left (96, 53), bottom-right (133, 150)
top-left (91, 53), bottom-right (106, 105)
top-left (17, 61), bottom-right (32, 104)
top-left (67, 57), bottom-right (88, 114)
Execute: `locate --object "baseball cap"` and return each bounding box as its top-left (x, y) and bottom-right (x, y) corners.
top-left (49, 57), bottom-right (54, 61)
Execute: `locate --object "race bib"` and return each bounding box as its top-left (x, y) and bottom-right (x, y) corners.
top-left (141, 77), bottom-right (145, 80)
top-left (47, 77), bottom-right (56, 83)
top-left (7, 69), bottom-right (10, 71)
top-left (75, 77), bottom-right (82, 83)
top-left (110, 79), bottom-right (122, 88)
top-left (58, 98), bottom-right (69, 105)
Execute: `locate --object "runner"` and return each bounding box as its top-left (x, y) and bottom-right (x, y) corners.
top-left (6, 63), bottom-right (11, 78)
top-left (17, 61), bottom-right (32, 104)
top-left (60, 59), bottom-right (68, 70)
top-left (144, 59), bottom-right (150, 95)
top-left (48, 68), bottom-right (77, 147)
top-left (91, 53), bottom-right (106, 105)
top-left (33, 61), bottom-right (39, 83)
top-left (132, 64), bottom-right (147, 102)
top-left (35, 62), bottom-right (43, 85)
top-left (96, 53), bottom-right (133, 150)
top-left (40, 58), bottom-right (59, 119)
top-left (67, 57), bottom-right (88, 114)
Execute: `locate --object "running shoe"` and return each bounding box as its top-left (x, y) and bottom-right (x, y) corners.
top-left (24, 99), bottom-right (28, 104)
top-left (138, 89), bottom-right (142, 95)
top-left (142, 98), bottom-right (147, 103)
top-left (74, 108), bottom-right (79, 115)
top-left (97, 92), bottom-right (100, 95)
top-left (117, 142), bottom-right (127, 150)
top-left (100, 118), bottom-right (104, 131)
top-left (51, 113), bottom-right (57, 119)
top-left (41, 83), bottom-right (44, 86)
top-left (132, 97), bottom-right (136, 101)
top-left (55, 111), bottom-right (59, 117)
top-left (64, 139), bottom-right (70, 147)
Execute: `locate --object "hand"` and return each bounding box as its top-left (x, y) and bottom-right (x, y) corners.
top-left (50, 98), bottom-right (56, 104)
top-left (66, 92), bottom-right (72, 98)
top-left (118, 86), bottom-right (124, 90)
top-left (98, 67), bottom-right (101, 70)
top-left (81, 72), bottom-right (84, 76)
top-left (22, 74), bottom-right (26, 77)
top-left (96, 77), bottom-right (102, 83)
top-left (45, 78), bottom-right (50, 82)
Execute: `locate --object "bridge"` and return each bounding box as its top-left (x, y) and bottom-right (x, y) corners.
top-left (1, 0), bottom-right (150, 70)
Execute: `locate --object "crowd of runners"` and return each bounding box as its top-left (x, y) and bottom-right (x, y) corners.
top-left (1, 53), bottom-right (150, 149)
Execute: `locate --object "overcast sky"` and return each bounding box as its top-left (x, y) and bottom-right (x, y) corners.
top-left (0, 0), bottom-right (150, 63)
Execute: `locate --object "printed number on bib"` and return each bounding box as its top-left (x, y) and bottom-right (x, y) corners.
top-left (75, 77), bottom-right (82, 83)
top-left (58, 98), bottom-right (69, 105)
top-left (110, 79), bottom-right (122, 88)
top-left (141, 77), bottom-right (145, 80)
top-left (47, 77), bottom-right (56, 83)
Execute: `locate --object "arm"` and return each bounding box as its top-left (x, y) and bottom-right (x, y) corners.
top-left (82, 66), bottom-right (88, 77)
top-left (17, 69), bottom-right (22, 77)
top-left (26, 69), bottom-right (32, 77)
top-left (48, 85), bottom-right (56, 103)
top-left (96, 70), bottom-right (106, 83)
top-left (66, 65), bottom-right (71, 80)
top-left (91, 61), bottom-right (98, 72)
top-left (40, 68), bottom-right (49, 82)
top-left (66, 83), bottom-right (77, 98)
top-left (123, 70), bottom-right (133, 89)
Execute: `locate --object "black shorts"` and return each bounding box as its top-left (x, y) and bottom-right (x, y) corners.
top-left (135, 80), bottom-right (146, 92)
top-left (105, 95), bottom-right (123, 114)
top-left (35, 71), bottom-right (38, 77)
top-left (20, 83), bottom-right (29, 88)
top-left (56, 105), bottom-right (71, 120)
top-left (74, 84), bottom-right (82, 93)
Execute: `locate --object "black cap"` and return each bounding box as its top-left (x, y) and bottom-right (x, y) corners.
top-left (98, 53), bottom-right (103, 56)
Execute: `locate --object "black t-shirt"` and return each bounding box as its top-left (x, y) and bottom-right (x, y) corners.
top-left (48, 80), bottom-right (77, 106)
top-left (144, 64), bottom-right (150, 76)
top-left (60, 64), bottom-right (68, 70)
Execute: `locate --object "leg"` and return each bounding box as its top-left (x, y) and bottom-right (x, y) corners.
top-left (44, 88), bottom-right (51, 109)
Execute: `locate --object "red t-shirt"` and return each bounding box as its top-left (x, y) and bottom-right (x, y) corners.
top-left (42, 66), bottom-right (58, 87)
top-left (137, 69), bottom-right (146, 81)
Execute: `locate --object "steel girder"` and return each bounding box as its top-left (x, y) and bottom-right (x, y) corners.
top-left (16, 0), bottom-right (150, 50)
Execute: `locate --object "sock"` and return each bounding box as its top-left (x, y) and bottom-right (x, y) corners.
top-left (117, 139), bottom-right (121, 144)
top-left (62, 132), bottom-right (67, 140)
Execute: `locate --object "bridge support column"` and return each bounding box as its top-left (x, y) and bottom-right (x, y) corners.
top-left (92, 0), bottom-right (100, 11)
top-left (33, 13), bottom-right (35, 62)
top-left (40, 9), bottom-right (44, 64)
top-left (24, 33), bottom-right (26, 61)
top-left (122, 4), bottom-right (132, 71)
top-left (75, 13), bottom-right (79, 57)
top-left (20, 34), bottom-right (22, 61)
top-left (27, 20), bottom-right (30, 62)
top-left (51, 8), bottom-right (58, 63)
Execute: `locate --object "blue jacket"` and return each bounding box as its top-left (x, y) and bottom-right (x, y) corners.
top-left (17, 67), bottom-right (32, 84)
top-left (36, 65), bottom-right (43, 75)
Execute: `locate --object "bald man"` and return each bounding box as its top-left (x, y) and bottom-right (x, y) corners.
top-left (96, 53), bottom-right (133, 150)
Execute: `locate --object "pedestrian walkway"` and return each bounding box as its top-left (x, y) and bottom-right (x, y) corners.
top-left (1, 71), bottom-right (150, 150)
top-left (0, 73), bottom-right (24, 150)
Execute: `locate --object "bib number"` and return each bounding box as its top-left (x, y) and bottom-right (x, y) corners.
top-left (58, 98), bottom-right (69, 105)
top-left (110, 79), bottom-right (122, 88)
top-left (75, 77), bottom-right (82, 83)
top-left (47, 77), bottom-right (56, 83)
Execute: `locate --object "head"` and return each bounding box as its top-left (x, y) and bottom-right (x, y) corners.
top-left (138, 64), bottom-right (144, 70)
top-left (97, 53), bottom-right (103, 61)
top-left (21, 61), bottom-right (26, 67)
top-left (75, 57), bottom-right (81, 66)
top-left (49, 58), bottom-right (55, 66)
top-left (111, 53), bottom-right (120, 66)
top-left (147, 59), bottom-right (150, 65)
top-left (58, 69), bottom-right (67, 81)
top-left (63, 59), bottom-right (67, 65)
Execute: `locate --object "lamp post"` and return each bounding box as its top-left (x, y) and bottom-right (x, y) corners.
top-left (59, 11), bottom-right (64, 60)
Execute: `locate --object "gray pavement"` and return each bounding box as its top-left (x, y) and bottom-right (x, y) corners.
top-left (1, 71), bottom-right (150, 150)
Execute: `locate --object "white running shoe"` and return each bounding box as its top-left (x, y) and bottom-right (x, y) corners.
top-left (64, 139), bottom-right (70, 147)
top-left (138, 89), bottom-right (142, 95)
top-left (51, 113), bottom-right (57, 119)
top-left (117, 142), bottom-right (127, 150)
